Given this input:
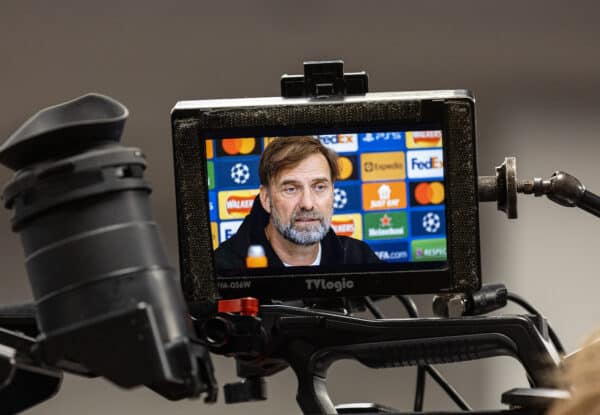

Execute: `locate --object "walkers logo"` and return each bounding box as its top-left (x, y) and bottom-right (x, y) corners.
top-left (409, 181), bottom-right (445, 206)
top-left (406, 131), bottom-right (443, 149)
top-left (207, 161), bottom-right (215, 190)
top-left (211, 222), bottom-right (218, 249)
top-left (319, 134), bottom-right (359, 153)
top-left (331, 214), bottom-right (362, 240)
top-left (359, 132), bottom-right (404, 151)
top-left (411, 209), bottom-right (446, 237)
top-left (216, 138), bottom-right (261, 157)
top-left (218, 189), bottom-right (259, 219)
top-left (406, 149), bottom-right (444, 179)
top-left (364, 212), bottom-right (408, 240)
top-left (216, 158), bottom-right (260, 189)
top-left (411, 238), bottom-right (447, 262)
top-left (219, 220), bottom-right (243, 243)
top-left (205, 139), bottom-right (214, 159)
top-left (333, 183), bottom-right (360, 212)
top-left (337, 155), bottom-right (358, 181)
top-left (369, 241), bottom-right (409, 263)
top-left (361, 152), bottom-right (406, 181)
top-left (208, 191), bottom-right (217, 221)
top-left (362, 182), bottom-right (407, 211)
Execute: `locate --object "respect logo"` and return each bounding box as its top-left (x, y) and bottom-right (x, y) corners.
top-left (360, 152), bottom-right (405, 181)
top-left (362, 182), bottom-right (407, 211)
top-left (331, 214), bottom-right (363, 240)
top-left (218, 189), bottom-right (259, 219)
top-left (406, 130), bottom-right (443, 148)
top-left (411, 238), bottom-right (447, 262)
top-left (364, 212), bottom-right (408, 240)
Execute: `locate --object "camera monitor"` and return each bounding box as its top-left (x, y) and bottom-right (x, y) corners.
top-left (172, 91), bottom-right (481, 302)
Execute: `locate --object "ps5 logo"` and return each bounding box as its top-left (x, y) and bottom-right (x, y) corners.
top-left (306, 277), bottom-right (355, 292)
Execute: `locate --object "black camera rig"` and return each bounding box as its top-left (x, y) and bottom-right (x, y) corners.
top-left (1, 61), bottom-right (599, 414)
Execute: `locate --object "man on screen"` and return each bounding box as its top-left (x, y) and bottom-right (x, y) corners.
top-left (214, 135), bottom-right (381, 269)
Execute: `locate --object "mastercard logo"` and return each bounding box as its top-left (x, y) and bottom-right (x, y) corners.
top-left (410, 181), bottom-right (445, 206)
top-left (217, 138), bottom-right (259, 156)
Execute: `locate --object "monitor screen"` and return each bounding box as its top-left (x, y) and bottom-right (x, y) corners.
top-left (205, 130), bottom-right (447, 277)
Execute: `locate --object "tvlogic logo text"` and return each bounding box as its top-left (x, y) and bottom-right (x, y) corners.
top-left (407, 149), bottom-right (444, 179)
top-left (306, 277), bottom-right (355, 292)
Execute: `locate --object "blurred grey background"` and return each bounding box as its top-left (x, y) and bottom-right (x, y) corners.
top-left (1, 1), bottom-right (599, 413)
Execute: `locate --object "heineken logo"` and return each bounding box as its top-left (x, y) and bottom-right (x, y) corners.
top-left (364, 212), bottom-right (407, 240)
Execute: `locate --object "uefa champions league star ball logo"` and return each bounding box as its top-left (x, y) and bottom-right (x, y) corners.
top-left (333, 188), bottom-right (348, 209)
top-left (422, 212), bottom-right (441, 233)
top-left (230, 163), bottom-right (250, 185)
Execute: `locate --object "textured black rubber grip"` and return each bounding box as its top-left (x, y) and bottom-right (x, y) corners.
top-left (322, 333), bottom-right (516, 369)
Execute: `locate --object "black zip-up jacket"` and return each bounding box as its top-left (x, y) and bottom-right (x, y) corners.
top-left (214, 196), bottom-right (381, 269)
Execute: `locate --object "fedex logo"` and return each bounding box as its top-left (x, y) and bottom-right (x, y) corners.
top-left (319, 134), bottom-right (358, 153)
top-left (406, 150), bottom-right (444, 179)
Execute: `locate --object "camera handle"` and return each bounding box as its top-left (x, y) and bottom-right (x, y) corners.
top-left (204, 305), bottom-right (563, 414)
top-left (479, 157), bottom-right (600, 219)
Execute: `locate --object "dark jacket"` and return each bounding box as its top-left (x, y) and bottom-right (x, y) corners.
top-left (214, 196), bottom-right (381, 269)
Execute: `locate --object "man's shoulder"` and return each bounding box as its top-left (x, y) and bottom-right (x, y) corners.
top-left (324, 232), bottom-right (382, 264)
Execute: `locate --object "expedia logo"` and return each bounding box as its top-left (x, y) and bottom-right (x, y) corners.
top-left (306, 278), bottom-right (355, 292)
top-left (218, 190), bottom-right (259, 219)
top-left (406, 149), bottom-right (444, 179)
top-left (361, 152), bottom-right (405, 181)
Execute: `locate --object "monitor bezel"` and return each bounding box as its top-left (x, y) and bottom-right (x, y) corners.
top-left (171, 91), bottom-right (481, 303)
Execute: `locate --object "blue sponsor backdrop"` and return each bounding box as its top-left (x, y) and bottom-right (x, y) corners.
top-left (410, 208), bottom-right (446, 237)
top-left (207, 132), bottom-right (446, 263)
top-left (368, 241), bottom-right (410, 262)
top-left (214, 157), bottom-right (260, 190)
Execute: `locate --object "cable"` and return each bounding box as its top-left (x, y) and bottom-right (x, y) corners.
top-left (363, 297), bottom-right (472, 411)
top-left (507, 292), bottom-right (565, 355)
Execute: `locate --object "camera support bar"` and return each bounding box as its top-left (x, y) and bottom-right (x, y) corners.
top-left (200, 305), bottom-right (562, 414)
top-left (479, 157), bottom-right (600, 219)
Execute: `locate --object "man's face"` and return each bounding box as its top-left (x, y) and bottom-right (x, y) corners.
top-left (260, 153), bottom-right (334, 246)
